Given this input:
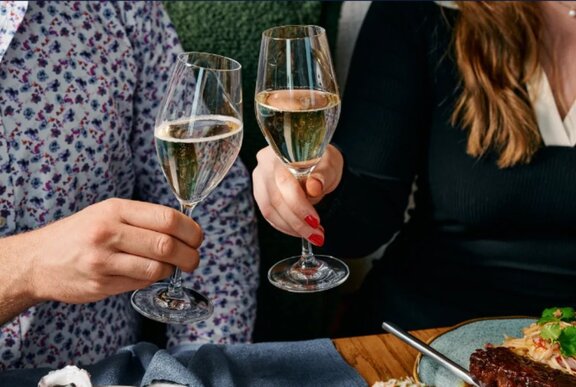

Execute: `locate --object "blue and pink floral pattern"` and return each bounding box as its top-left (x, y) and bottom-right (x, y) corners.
top-left (0, 1), bottom-right (259, 370)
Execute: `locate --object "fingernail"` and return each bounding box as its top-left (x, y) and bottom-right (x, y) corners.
top-left (308, 233), bottom-right (324, 247)
top-left (304, 215), bottom-right (320, 229)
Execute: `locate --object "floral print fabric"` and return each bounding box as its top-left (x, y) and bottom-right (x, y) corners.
top-left (0, 1), bottom-right (27, 62)
top-left (0, 1), bottom-right (259, 370)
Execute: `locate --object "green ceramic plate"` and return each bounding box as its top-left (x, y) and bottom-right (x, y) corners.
top-left (414, 317), bottom-right (536, 386)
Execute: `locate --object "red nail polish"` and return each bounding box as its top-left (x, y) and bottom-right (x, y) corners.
top-left (308, 233), bottom-right (324, 247)
top-left (304, 215), bottom-right (320, 229)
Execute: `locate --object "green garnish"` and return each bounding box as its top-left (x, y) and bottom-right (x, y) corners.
top-left (558, 326), bottom-right (576, 357)
top-left (538, 307), bottom-right (576, 324)
top-left (541, 323), bottom-right (562, 341)
top-left (537, 307), bottom-right (576, 357)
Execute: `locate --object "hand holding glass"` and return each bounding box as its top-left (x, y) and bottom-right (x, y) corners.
top-left (131, 52), bottom-right (243, 323)
top-left (255, 25), bottom-right (349, 292)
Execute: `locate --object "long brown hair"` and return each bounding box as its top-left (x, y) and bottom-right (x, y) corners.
top-left (452, 1), bottom-right (542, 168)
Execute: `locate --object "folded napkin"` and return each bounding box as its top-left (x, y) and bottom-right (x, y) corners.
top-left (0, 339), bottom-right (368, 387)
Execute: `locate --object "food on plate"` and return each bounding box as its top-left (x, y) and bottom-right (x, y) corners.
top-left (469, 347), bottom-right (576, 386)
top-left (372, 376), bottom-right (427, 387)
top-left (469, 307), bottom-right (576, 386)
top-left (500, 307), bottom-right (576, 375)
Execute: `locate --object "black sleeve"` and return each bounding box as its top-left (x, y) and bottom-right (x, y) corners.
top-left (321, 1), bottom-right (431, 258)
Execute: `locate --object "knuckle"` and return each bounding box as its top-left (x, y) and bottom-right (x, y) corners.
top-left (102, 197), bottom-right (123, 213)
top-left (259, 205), bottom-right (275, 220)
top-left (158, 208), bottom-right (178, 231)
top-left (143, 261), bottom-right (165, 282)
top-left (276, 170), bottom-right (291, 186)
top-left (268, 191), bottom-right (284, 209)
top-left (106, 197), bottom-right (122, 206)
top-left (291, 221), bottom-right (309, 237)
top-left (89, 278), bottom-right (109, 297)
top-left (84, 253), bottom-right (106, 273)
top-left (85, 224), bottom-right (111, 245)
top-left (256, 148), bottom-right (268, 162)
top-left (156, 235), bottom-right (175, 258)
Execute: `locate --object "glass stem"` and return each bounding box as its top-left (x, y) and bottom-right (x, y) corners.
top-left (294, 171), bottom-right (320, 270)
top-left (166, 202), bottom-right (197, 299)
top-left (299, 237), bottom-right (320, 269)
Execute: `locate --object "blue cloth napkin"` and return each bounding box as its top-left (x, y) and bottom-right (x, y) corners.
top-left (0, 339), bottom-right (368, 387)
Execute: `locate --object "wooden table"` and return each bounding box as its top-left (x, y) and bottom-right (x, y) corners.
top-left (334, 327), bottom-right (448, 385)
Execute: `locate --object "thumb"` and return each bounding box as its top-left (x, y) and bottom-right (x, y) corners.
top-left (306, 175), bottom-right (325, 198)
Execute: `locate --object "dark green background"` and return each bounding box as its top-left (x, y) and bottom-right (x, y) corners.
top-left (163, 1), bottom-right (344, 342)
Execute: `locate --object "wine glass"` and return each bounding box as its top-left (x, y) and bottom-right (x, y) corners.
top-left (255, 25), bottom-right (349, 293)
top-left (131, 52), bottom-right (243, 323)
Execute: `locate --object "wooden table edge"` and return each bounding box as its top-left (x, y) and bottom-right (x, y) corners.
top-left (333, 327), bottom-right (448, 385)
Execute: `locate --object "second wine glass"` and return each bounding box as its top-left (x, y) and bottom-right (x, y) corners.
top-left (255, 25), bottom-right (349, 293)
top-left (131, 52), bottom-right (243, 323)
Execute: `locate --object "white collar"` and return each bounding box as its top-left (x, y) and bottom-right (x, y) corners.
top-left (527, 69), bottom-right (576, 147)
top-left (434, 1), bottom-right (459, 10)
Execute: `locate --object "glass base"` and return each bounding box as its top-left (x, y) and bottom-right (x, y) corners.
top-left (268, 254), bottom-right (349, 293)
top-left (131, 282), bottom-right (213, 324)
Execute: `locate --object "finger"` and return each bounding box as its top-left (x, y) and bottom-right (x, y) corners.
top-left (253, 161), bottom-right (321, 240)
top-left (113, 224), bottom-right (200, 271)
top-left (308, 145), bottom-right (343, 196)
top-left (106, 253), bottom-right (173, 281)
top-left (273, 166), bottom-right (325, 245)
top-left (274, 164), bottom-right (319, 220)
top-left (105, 253), bottom-right (199, 282)
top-left (98, 277), bottom-right (159, 297)
top-left (261, 204), bottom-right (301, 238)
top-left (306, 176), bottom-right (324, 198)
top-left (260, 189), bottom-right (325, 245)
top-left (105, 199), bottom-right (204, 248)
top-left (253, 169), bottom-right (301, 237)
top-left (254, 147), bottom-right (325, 244)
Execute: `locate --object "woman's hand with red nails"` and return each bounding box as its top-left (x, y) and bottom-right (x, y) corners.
top-left (252, 145), bottom-right (344, 242)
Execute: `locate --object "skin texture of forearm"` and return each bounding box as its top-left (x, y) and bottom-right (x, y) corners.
top-left (0, 292), bottom-right (37, 325)
top-left (0, 233), bottom-right (41, 325)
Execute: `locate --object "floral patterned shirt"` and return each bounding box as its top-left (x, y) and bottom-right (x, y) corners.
top-left (0, 0), bottom-right (259, 370)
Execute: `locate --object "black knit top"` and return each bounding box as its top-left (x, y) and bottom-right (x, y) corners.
top-left (324, 1), bottom-right (576, 335)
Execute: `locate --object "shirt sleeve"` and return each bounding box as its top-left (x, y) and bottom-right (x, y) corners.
top-left (321, 1), bottom-right (431, 258)
top-left (124, 2), bottom-right (260, 344)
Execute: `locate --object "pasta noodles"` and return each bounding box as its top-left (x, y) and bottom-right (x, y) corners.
top-left (501, 321), bottom-right (576, 376)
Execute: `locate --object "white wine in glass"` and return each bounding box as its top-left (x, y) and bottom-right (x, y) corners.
top-left (255, 25), bottom-right (349, 293)
top-left (131, 52), bottom-right (243, 323)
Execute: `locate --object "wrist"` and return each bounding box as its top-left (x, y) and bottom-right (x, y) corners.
top-left (0, 233), bottom-right (44, 307)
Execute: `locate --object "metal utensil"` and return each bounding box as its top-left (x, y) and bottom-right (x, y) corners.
top-left (381, 321), bottom-right (483, 387)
